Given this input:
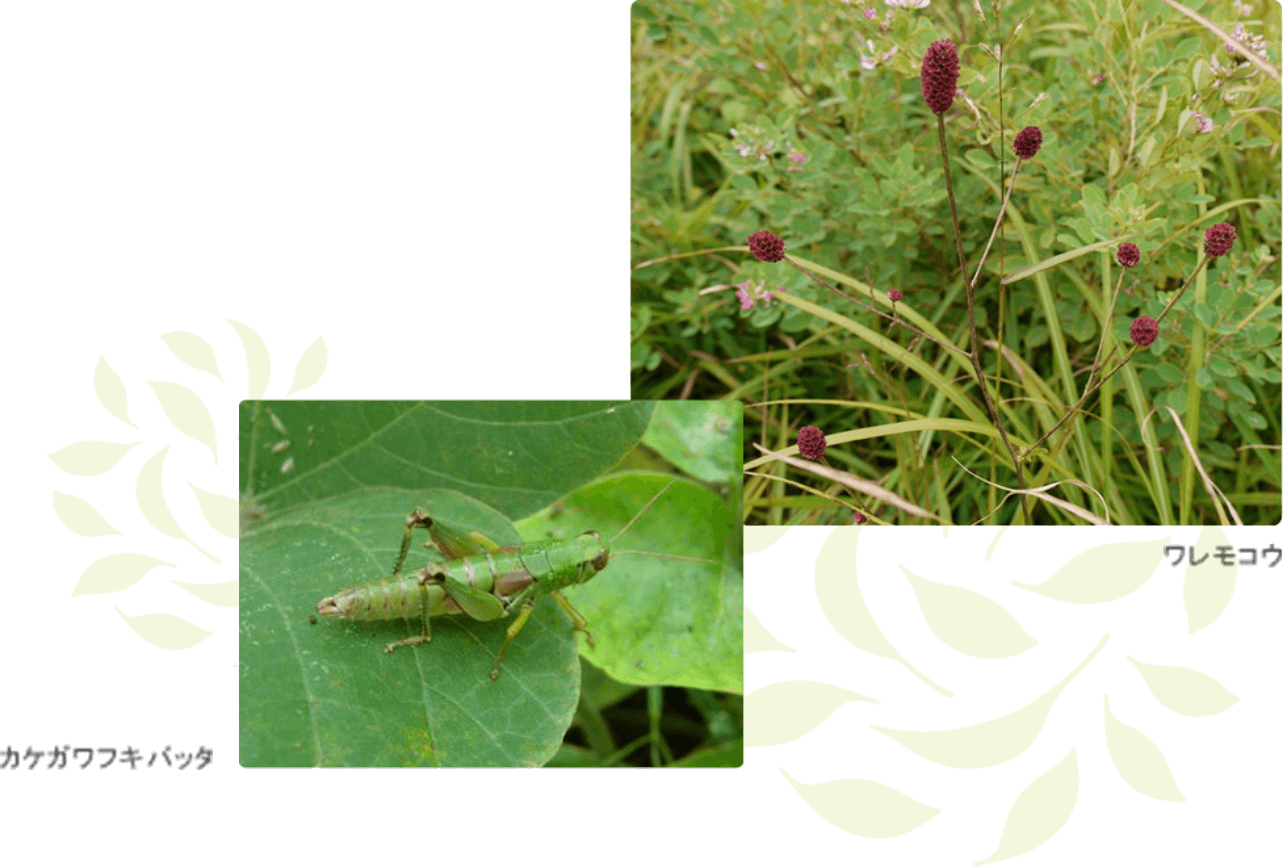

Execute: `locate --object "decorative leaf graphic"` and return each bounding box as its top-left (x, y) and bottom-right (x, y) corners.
top-left (93, 356), bottom-right (135, 427)
top-left (172, 580), bottom-right (238, 607)
top-left (985, 526), bottom-right (1007, 561)
top-left (149, 381), bottom-right (218, 463)
top-left (71, 554), bottom-right (173, 596)
top-left (1184, 525), bottom-right (1236, 634)
top-left (283, 336), bottom-right (328, 400)
top-left (974, 750), bottom-right (1079, 865)
top-left (227, 318), bottom-right (271, 400)
top-left (1014, 538), bottom-right (1169, 603)
top-left (903, 566), bottom-right (1037, 658)
top-left (1129, 657), bottom-right (1239, 717)
top-left (745, 526), bottom-right (789, 554)
top-left (815, 529), bottom-right (952, 697)
top-left (1103, 696), bottom-right (1185, 801)
top-left (745, 609), bottom-right (794, 654)
top-left (48, 441), bottom-right (139, 476)
top-left (158, 330), bottom-right (225, 382)
top-left (746, 681), bottom-right (877, 746)
top-left (136, 448), bottom-right (220, 563)
top-left (780, 769), bottom-right (940, 838)
top-left (188, 479), bottom-right (241, 541)
top-left (115, 609), bottom-right (213, 650)
top-left (872, 634), bottom-right (1108, 768)
top-left (52, 492), bottom-right (123, 537)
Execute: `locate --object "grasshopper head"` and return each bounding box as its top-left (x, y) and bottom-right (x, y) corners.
top-left (576, 530), bottom-right (608, 579)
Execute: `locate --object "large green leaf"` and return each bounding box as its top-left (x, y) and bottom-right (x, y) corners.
top-left (240, 488), bottom-right (583, 768)
top-left (239, 401), bottom-right (656, 520)
top-left (641, 401), bottom-right (740, 483)
top-left (517, 472), bottom-right (743, 694)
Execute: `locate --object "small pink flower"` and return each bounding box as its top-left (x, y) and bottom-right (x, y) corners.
top-left (1203, 223), bottom-right (1236, 257)
top-left (1013, 126), bottom-right (1042, 159)
top-left (887, 288), bottom-right (903, 302)
top-left (863, 7), bottom-right (876, 19)
top-left (1194, 113), bottom-right (1214, 133)
top-left (921, 39), bottom-right (959, 115)
top-left (735, 288), bottom-right (754, 310)
top-left (790, 152), bottom-right (806, 164)
top-left (763, 289), bottom-right (776, 302)
top-left (797, 426), bottom-right (827, 460)
top-left (747, 230), bottom-right (786, 263)
top-left (1129, 316), bottom-right (1159, 347)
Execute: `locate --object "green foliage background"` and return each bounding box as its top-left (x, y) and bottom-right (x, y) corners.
top-left (631, 0), bottom-right (1281, 525)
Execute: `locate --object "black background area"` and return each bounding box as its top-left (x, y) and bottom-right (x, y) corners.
top-left (749, 528), bottom-right (1267, 867)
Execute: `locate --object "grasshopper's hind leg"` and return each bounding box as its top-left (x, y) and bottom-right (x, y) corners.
top-left (489, 601), bottom-right (535, 680)
top-left (488, 592), bottom-right (594, 680)
top-left (384, 570), bottom-right (435, 654)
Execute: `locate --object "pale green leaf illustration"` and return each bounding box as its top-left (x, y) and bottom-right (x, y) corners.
top-left (52, 492), bottom-right (123, 537)
top-left (149, 381), bottom-right (218, 463)
top-left (136, 447), bottom-right (220, 563)
top-left (94, 356), bottom-right (135, 427)
top-left (745, 526), bottom-right (789, 553)
top-left (189, 483), bottom-right (238, 538)
top-left (48, 441), bottom-right (139, 476)
top-left (228, 319), bottom-right (270, 398)
top-left (71, 554), bottom-right (173, 596)
top-left (1104, 696), bottom-right (1185, 801)
top-left (1014, 538), bottom-right (1169, 603)
top-left (974, 750), bottom-right (1079, 865)
top-left (115, 608), bottom-right (213, 650)
top-left (986, 526), bottom-right (1008, 561)
top-left (1129, 657), bottom-right (1239, 717)
top-left (872, 634), bottom-right (1108, 768)
top-left (1184, 525), bottom-right (1236, 633)
top-left (745, 608), bottom-right (794, 654)
top-left (172, 580), bottom-right (238, 607)
top-left (160, 331), bottom-right (223, 381)
top-left (815, 529), bottom-right (952, 697)
top-left (746, 681), bottom-right (877, 746)
top-left (286, 337), bottom-right (327, 397)
top-left (780, 769), bottom-right (940, 838)
top-left (903, 566), bottom-right (1037, 658)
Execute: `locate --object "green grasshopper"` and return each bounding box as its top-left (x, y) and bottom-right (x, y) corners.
top-left (315, 481), bottom-right (673, 680)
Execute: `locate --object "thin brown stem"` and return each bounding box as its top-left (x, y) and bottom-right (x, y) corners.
top-left (971, 158), bottom-right (1023, 288)
top-left (936, 114), bottom-right (971, 288)
top-left (1025, 345), bottom-right (1140, 458)
top-left (1025, 253), bottom-right (1212, 461)
top-left (936, 112), bottom-right (1030, 523)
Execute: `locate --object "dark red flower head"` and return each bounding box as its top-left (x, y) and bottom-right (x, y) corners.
top-left (920, 39), bottom-right (959, 114)
top-left (797, 425), bottom-right (827, 460)
top-left (1013, 126), bottom-right (1042, 159)
top-left (1116, 243), bottom-right (1140, 268)
top-left (853, 511), bottom-right (867, 525)
top-left (887, 288), bottom-right (903, 302)
top-left (747, 230), bottom-right (786, 263)
top-left (1203, 223), bottom-right (1236, 258)
top-left (1129, 315), bottom-right (1159, 347)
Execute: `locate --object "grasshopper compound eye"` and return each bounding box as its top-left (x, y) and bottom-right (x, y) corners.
top-left (575, 530), bottom-right (608, 574)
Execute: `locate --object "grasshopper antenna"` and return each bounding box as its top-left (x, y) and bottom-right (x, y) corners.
top-left (606, 478), bottom-right (678, 547)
